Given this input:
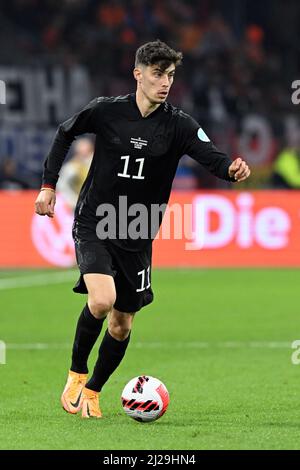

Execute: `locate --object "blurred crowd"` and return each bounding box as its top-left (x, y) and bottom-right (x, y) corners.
top-left (0, 0), bottom-right (300, 192)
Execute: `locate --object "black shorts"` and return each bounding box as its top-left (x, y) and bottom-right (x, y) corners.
top-left (72, 226), bottom-right (154, 313)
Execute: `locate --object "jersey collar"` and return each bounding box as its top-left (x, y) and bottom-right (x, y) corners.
top-left (129, 93), bottom-right (165, 121)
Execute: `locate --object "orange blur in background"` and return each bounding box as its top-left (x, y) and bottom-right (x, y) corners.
top-left (1, 190), bottom-right (300, 268)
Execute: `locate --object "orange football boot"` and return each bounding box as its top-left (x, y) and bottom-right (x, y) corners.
top-left (81, 387), bottom-right (102, 418)
top-left (61, 370), bottom-right (88, 414)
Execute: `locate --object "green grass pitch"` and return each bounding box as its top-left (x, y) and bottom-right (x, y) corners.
top-left (0, 268), bottom-right (300, 450)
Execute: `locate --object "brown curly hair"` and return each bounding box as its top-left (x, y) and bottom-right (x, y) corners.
top-left (135, 39), bottom-right (183, 71)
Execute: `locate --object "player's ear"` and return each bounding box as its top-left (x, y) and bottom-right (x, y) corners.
top-left (133, 67), bottom-right (142, 83)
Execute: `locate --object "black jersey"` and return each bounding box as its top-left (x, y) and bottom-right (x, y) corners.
top-left (42, 93), bottom-right (234, 251)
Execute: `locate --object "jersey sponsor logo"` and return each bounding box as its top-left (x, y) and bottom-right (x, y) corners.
top-left (197, 128), bottom-right (210, 142)
top-left (130, 137), bottom-right (148, 149)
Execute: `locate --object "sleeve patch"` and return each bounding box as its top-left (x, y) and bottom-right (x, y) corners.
top-left (197, 128), bottom-right (210, 142)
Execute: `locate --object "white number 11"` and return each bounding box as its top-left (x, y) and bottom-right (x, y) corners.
top-left (136, 266), bottom-right (151, 292)
top-left (118, 155), bottom-right (145, 180)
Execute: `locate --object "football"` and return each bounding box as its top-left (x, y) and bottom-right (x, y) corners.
top-left (121, 375), bottom-right (169, 422)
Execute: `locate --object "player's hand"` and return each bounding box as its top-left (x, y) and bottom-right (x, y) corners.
top-left (35, 189), bottom-right (56, 218)
top-left (228, 157), bottom-right (251, 182)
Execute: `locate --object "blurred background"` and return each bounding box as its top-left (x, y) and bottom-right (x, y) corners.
top-left (0, 0), bottom-right (300, 267)
top-left (1, 0), bottom-right (300, 191)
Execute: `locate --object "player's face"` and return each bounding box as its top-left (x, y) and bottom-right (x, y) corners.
top-left (136, 64), bottom-right (176, 104)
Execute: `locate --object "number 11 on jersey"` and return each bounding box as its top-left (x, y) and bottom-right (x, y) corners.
top-left (136, 266), bottom-right (151, 292)
top-left (118, 155), bottom-right (145, 180)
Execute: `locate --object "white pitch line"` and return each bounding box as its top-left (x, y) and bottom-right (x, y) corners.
top-left (5, 341), bottom-right (292, 350)
top-left (133, 341), bottom-right (292, 349)
top-left (0, 271), bottom-right (78, 290)
top-left (6, 343), bottom-right (72, 350)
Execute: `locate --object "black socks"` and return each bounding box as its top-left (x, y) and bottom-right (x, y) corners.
top-left (71, 304), bottom-right (105, 374)
top-left (86, 329), bottom-right (131, 392)
top-left (70, 305), bottom-right (131, 391)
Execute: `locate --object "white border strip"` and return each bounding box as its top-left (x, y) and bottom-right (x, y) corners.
top-left (5, 341), bottom-right (291, 350)
top-left (0, 271), bottom-right (77, 290)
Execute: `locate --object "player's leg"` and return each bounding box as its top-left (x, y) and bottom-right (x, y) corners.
top-left (61, 232), bottom-right (116, 414)
top-left (81, 308), bottom-right (135, 418)
top-left (81, 242), bottom-right (153, 418)
top-left (61, 273), bottom-right (116, 414)
top-left (71, 273), bottom-right (116, 372)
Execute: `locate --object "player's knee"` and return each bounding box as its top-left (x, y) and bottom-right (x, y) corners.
top-left (88, 297), bottom-right (114, 319)
top-left (108, 320), bottom-right (131, 341)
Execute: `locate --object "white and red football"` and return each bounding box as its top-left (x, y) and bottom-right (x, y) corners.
top-left (121, 375), bottom-right (169, 422)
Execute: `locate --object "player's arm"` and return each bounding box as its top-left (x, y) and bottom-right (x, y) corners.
top-left (179, 114), bottom-right (250, 182)
top-left (35, 98), bottom-right (100, 217)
